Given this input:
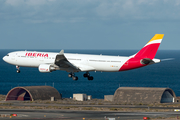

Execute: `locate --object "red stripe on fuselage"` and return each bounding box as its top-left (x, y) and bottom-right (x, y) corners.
top-left (119, 57), bottom-right (146, 71)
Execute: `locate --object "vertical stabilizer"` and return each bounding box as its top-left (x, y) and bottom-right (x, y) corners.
top-left (119, 34), bottom-right (164, 71)
top-left (134, 34), bottom-right (164, 59)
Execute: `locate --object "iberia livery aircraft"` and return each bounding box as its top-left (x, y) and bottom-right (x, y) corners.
top-left (3, 34), bottom-right (164, 81)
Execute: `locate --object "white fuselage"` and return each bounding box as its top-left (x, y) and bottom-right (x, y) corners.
top-left (2, 34), bottom-right (163, 80)
top-left (3, 51), bottom-right (130, 72)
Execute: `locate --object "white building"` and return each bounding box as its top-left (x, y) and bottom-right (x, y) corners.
top-left (73, 94), bottom-right (87, 101)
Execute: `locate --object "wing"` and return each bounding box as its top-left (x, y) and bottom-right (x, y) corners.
top-left (54, 50), bottom-right (80, 73)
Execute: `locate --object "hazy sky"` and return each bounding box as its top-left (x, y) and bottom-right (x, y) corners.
top-left (1, 0), bottom-right (180, 50)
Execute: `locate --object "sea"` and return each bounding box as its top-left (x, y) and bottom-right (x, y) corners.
top-left (0, 49), bottom-right (179, 99)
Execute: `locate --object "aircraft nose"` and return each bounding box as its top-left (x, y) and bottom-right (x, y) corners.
top-left (3, 56), bottom-right (7, 62)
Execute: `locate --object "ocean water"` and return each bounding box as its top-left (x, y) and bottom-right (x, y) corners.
top-left (0, 49), bottom-right (179, 99)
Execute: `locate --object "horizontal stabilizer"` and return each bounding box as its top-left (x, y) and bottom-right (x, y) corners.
top-left (152, 58), bottom-right (161, 63)
top-left (141, 58), bottom-right (161, 65)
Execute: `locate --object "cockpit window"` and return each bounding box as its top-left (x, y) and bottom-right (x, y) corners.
top-left (6, 54), bottom-right (9, 56)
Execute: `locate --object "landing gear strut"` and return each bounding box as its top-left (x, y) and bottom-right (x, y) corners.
top-left (16, 65), bottom-right (20, 73)
top-left (83, 72), bottom-right (93, 80)
top-left (68, 73), bottom-right (78, 81)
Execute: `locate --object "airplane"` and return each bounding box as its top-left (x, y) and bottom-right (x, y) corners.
top-left (3, 34), bottom-right (164, 81)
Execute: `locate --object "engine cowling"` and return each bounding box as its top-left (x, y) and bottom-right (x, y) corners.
top-left (38, 64), bottom-right (55, 73)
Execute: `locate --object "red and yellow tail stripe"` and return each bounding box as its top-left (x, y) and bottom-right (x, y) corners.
top-left (144, 34), bottom-right (164, 47)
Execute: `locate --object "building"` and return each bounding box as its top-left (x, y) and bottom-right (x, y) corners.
top-left (73, 94), bottom-right (87, 101)
top-left (113, 87), bottom-right (176, 104)
top-left (6, 86), bottom-right (61, 101)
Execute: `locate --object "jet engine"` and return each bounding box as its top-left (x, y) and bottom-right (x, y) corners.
top-left (38, 64), bottom-right (56, 73)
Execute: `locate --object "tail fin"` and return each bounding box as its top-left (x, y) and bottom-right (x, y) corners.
top-left (133, 34), bottom-right (164, 59)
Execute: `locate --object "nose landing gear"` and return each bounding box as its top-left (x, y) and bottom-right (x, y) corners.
top-left (16, 66), bottom-right (20, 73)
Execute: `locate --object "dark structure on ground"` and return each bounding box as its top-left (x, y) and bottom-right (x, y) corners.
top-left (6, 86), bottom-right (61, 101)
top-left (113, 87), bottom-right (176, 104)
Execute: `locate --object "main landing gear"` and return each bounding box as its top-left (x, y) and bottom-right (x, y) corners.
top-left (68, 73), bottom-right (78, 81)
top-left (83, 72), bottom-right (93, 80)
top-left (68, 72), bottom-right (94, 81)
top-left (16, 65), bottom-right (20, 73)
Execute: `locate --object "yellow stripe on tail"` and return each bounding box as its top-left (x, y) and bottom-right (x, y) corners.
top-left (147, 34), bottom-right (164, 44)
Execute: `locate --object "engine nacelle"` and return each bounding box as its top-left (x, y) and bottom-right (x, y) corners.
top-left (38, 64), bottom-right (56, 73)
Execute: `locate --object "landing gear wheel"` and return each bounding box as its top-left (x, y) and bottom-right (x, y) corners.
top-left (17, 70), bottom-right (20, 73)
top-left (69, 73), bottom-right (78, 81)
top-left (72, 76), bottom-right (78, 81)
top-left (83, 72), bottom-right (90, 78)
top-left (16, 66), bottom-right (20, 73)
top-left (83, 74), bottom-right (88, 78)
top-left (68, 73), bottom-right (73, 78)
top-left (88, 76), bottom-right (93, 80)
top-left (84, 72), bottom-right (93, 80)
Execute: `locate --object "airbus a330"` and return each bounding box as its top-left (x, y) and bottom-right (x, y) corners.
top-left (3, 34), bottom-right (164, 81)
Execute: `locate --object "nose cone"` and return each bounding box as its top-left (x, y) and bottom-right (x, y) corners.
top-left (2, 56), bottom-right (6, 62)
top-left (3, 56), bottom-right (9, 63)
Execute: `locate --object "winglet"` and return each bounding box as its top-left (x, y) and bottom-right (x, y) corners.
top-left (59, 50), bottom-right (64, 55)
